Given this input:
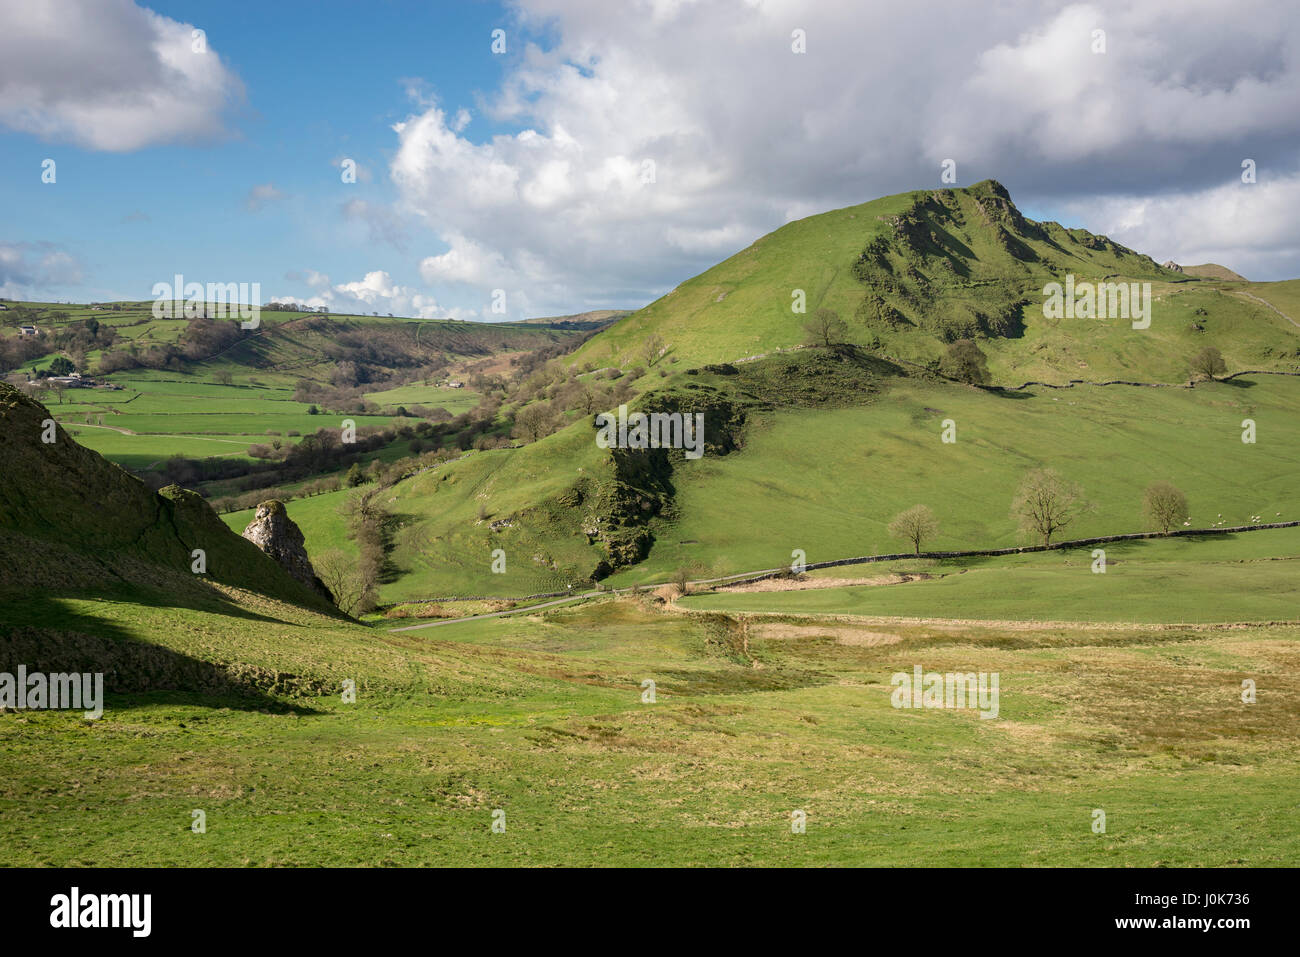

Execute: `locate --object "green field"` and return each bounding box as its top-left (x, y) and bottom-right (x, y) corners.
top-left (2, 591), bottom-right (1296, 866)
top-left (363, 382), bottom-right (481, 415)
top-left (38, 376), bottom-right (408, 468)
top-left (681, 527), bottom-right (1300, 624)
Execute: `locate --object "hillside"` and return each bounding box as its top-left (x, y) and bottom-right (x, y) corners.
top-left (1182, 263), bottom-right (1248, 281)
top-left (0, 382), bottom-right (344, 614)
top-left (570, 181), bottom-right (1299, 384)
top-left (521, 309), bottom-right (630, 328)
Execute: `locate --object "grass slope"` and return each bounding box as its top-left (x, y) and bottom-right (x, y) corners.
top-left (681, 526), bottom-right (1300, 624)
top-left (1, 597), bottom-right (1296, 865)
top-left (569, 182), bottom-right (1300, 385)
top-left (604, 373), bottom-right (1300, 586)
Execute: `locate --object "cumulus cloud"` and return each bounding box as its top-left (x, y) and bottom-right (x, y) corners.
top-left (246, 183), bottom-right (285, 212)
top-left (275, 269), bottom-right (469, 320)
top-left (1061, 175), bottom-right (1300, 280)
top-left (0, 241), bottom-right (84, 298)
top-left (378, 0), bottom-right (1300, 317)
top-left (0, 0), bottom-right (244, 151)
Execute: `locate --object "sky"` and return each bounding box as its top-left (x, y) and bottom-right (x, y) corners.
top-left (2, 0), bottom-right (1299, 321)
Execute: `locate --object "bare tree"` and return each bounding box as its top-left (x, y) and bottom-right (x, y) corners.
top-left (803, 307), bottom-right (847, 348)
top-left (888, 504), bottom-right (940, 556)
top-left (314, 548), bottom-right (371, 616)
top-left (671, 566), bottom-right (692, 595)
top-left (641, 333), bottom-right (666, 367)
top-left (1011, 468), bottom-right (1087, 545)
top-left (1142, 481), bottom-right (1189, 533)
top-left (513, 402), bottom-right (557, 443)
top-left (1190, 346), bottom-right (1227, 380)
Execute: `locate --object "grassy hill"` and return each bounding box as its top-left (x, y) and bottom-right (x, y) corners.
top-left (569, 181), bottom-right (1300, 385)
top-left (272, 179), bottom-right (1293, 604)
top-left (0, 383), bottom-right (341, 617)
top-left (1182, 263), bottom-right (1248, 281)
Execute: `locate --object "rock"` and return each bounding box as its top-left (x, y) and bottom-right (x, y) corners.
top-left (241, 500), bottom-right (334, 604)
top-left (1162, 260), bottom-right (1184, 272)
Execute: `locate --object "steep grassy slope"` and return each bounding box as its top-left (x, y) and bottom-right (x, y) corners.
top-left (0, 383), bottom-right (340, 618)
top-left (570, 181), bottom-right (1300, 384)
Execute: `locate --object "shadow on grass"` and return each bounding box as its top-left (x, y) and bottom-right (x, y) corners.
top-left (0, 595), bottom-right (320, 714)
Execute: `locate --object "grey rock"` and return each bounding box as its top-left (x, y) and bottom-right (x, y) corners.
top-left (241, 500), bottom-right (334, 604)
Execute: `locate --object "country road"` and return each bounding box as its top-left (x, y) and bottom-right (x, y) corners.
top-left (64, 422), bottom-right (136, 435)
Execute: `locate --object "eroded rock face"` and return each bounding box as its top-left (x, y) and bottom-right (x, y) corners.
top-left (241, 500), bottom-right (334, 604)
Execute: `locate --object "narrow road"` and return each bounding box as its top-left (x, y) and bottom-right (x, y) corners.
top-left (387, 591), bottom-right (599, 630)
top-left (63, 422), bottom-right (136, 435)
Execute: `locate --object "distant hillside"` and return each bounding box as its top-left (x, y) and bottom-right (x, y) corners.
top-left (570, 180), bottom-right (1297, 384)
top-left (0, 301), bottom-right (581, 389)
top-left (522, 309), bottom-right (631, 329)
top-left (1182, 263), bottom-right (1248, 281)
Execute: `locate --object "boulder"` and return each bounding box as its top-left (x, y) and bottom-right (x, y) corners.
top-left (241, 500), bottom-right (334, 604)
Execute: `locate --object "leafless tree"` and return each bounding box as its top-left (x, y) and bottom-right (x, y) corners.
top-left (888, 504), bottom-right (940, 555)
top-left (1142, 481), bottom-right (1189, 533)
top-left (1011, 468), bottom-right (1087, 545)
top-left (803, 307), bottom-right (847, 348)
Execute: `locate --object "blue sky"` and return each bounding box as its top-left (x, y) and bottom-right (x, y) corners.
top-left (3, 0), bottom-right (1298, 319)
top-left (2, 0), bottom-right (528, 312)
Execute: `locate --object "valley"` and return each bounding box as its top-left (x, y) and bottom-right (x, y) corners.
top-left (3, 181), bottom-right (1298, 868)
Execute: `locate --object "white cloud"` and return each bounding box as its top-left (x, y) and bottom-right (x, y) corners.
top-left (376, 0), bottom-right (1300, 317)
top-left (0, 0), bottom-right (244, 151)
top-left (1061, 176), bottom-right (1300, 279)
top-left (419, 235), bottom-right (512, 286)
top-left (246, 183), bottom-right (285, 212)
top-left (0, 241), bottom-right (84, 298)
top-left (276, 269), bottom-right (469, 320)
